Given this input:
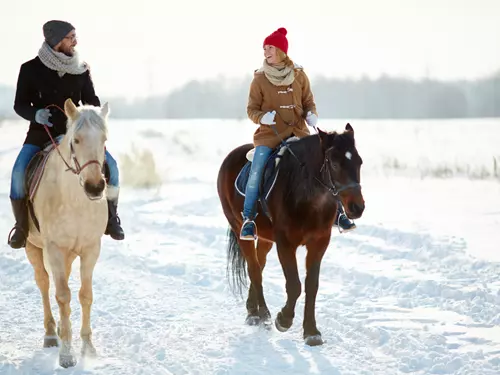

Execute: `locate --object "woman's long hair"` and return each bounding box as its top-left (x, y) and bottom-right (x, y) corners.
top-left (277, 48), bottom-right (294, 68)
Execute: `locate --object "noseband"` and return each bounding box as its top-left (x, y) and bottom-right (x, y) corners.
top-left (67, 141), bottom-right (102, 175)
top-left (316, 147), bottom-right (361, 197)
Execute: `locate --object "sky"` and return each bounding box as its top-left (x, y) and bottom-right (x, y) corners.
top-left (0, 0), bottom-right (499, 99)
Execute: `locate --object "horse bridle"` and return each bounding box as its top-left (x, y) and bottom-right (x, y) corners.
top-left (43, 104), bottom-right (103, 176)
top-left (317, 146), bottom-right (361, 197)
top-left (270, 124), bottom-right (361, 198)
top-left (67, 141), bottom-right (103, 175)
top-left (43, 124), bottom-right (103, 176)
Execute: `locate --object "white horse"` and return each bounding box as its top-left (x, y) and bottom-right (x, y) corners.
top-left (25, 98), bottom-right (110, 368)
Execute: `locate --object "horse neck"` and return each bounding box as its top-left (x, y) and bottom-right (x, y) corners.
top-left (281, 139), bottom-right (336, 207)
top-left (287, 137), bottom-right (322, 184)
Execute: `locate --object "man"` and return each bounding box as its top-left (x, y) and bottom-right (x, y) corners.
top-left (8, 20), bottom-right (124, 249)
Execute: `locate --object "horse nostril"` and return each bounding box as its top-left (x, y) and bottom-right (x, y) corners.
top-left (84, 180), bottom-right (105, 197)
top-left (349, 201), bottom-right (364, 216)
top-left (97, 179), bottom-right (105, 191)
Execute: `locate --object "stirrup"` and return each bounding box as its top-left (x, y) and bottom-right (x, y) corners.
top-left (240, 218), bottom-right (257, 241)
top-left (7, 226), bottom-right (16, 244)
top-left (335, 213), bottom-right (356, 234)
top-left (7, 225), bottom-right (26, 247)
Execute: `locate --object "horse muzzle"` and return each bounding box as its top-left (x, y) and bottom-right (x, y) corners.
top-left (347, 200), bottom-right (365, 219)
top-left (83, 179), bottom-right (106, 200)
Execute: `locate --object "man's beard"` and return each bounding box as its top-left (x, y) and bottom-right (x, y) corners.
top-left (62, 47), bottom-right (74, 57)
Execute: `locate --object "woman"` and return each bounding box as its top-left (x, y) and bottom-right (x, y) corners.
top-left (241, 27), bottom-right (355, 240)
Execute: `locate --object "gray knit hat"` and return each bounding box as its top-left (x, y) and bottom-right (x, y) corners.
top-left (42, 20), bottom-right (75, 48)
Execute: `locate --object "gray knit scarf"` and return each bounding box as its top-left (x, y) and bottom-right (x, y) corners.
top-left (38, 42), bottom-right (88, 77)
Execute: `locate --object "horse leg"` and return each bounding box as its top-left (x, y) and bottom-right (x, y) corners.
top-left (56, 254), bottom-right (76, 335)
top-left (46, 244), bottom-right (77, 368)
top-left (239, 239), bottom-right (272, 326)
top-left (245, 239), bottom-right (273, 326)
top-left (303, 235), bottom-right (330, 346)
top-left (25, 241), bottom-right (58, 348)
top-left (274, 237), bottom-right (301, 333)
top-left (79, 246), bottom-right (100, 357)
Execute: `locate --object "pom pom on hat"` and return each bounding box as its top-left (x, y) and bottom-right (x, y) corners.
top-left (276, 27), bottom-right (287, 36)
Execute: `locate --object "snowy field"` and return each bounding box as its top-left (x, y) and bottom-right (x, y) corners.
top-left (0, 117), bottom-right (500, 375)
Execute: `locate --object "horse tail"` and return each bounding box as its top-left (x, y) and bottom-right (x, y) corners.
top-left (226, 227), bottom-right (248, 298)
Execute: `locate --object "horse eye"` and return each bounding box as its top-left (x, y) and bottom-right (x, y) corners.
top-left (74, 139), bottom-right (80, 145)
top-left (332, 162), bottom-right (340, 171)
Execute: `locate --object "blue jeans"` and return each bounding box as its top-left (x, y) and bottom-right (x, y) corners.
top-left (10, 144), bottom-right (120, 200)
top-left (243, 145), bottom-right (273, 218)
top-left (10, 144), bottom-right (41, 200)
top-left (105, 150), bottom-right (119, 188)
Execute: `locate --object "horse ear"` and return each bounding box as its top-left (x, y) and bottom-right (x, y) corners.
top-left (345, 123), bottom-right (354, 133)
top-left (64, 98), bottom-right (79, 120)
top-left (101, 102), bottom-right (110, 118)
top-left (317, 128), bottom-right (329, 149)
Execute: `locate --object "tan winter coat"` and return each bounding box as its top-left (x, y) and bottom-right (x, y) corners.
top-left (247, 66), bottom-right (318, 149)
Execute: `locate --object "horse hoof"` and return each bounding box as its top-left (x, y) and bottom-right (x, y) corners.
top-left (274, 317), bottom-right (289, 332)
top-left (59, 353), bottom-right (77, 368)
top-left (43, 336), bottom-right (59, 348)
top-left (304, 334), bottom-right (324, 346)
top-left (245, 315), bottom-right (260, 326)
top-left (275, 312), bottom-right (292, 332)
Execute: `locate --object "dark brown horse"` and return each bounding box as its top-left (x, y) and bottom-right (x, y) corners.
top-left (217, 123), bottom-right (365, 346)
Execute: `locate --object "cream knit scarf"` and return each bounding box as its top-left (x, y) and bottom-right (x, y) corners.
top-left (38, 42), bottom-right (88, 77)
top-left (259, 59), bottom-right (295, 86)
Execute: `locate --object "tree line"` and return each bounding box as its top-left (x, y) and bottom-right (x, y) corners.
top-left (1, 73), bottom-right (498, 119)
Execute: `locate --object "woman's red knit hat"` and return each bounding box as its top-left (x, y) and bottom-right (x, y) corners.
top-left (263, 27), bottom-right (288, 54)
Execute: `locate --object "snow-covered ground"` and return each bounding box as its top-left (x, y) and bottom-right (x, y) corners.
top-left (0, 117), bottom-right (499, 375)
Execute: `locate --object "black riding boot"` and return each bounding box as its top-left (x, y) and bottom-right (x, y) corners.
top-left (105, 199), bottom-right (125, 240)
top-left (335, 203), bottom-right (356, 232)
top-left (7, 198), bottom-right (29, 249)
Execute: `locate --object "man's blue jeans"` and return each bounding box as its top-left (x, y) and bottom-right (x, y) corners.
top-left (10, 144), bottom-right (40, 200)
top-left (10, 144), bottom-right (120, 200)
top-left (243, 145), bottom-right (273, 218)
top-left (104, 150), bottom-right (119, 188)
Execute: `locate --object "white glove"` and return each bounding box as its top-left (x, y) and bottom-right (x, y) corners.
top-left (306, 111), bottom-right (318, 127)
top-left (260, 110), bottom-right (276, 125)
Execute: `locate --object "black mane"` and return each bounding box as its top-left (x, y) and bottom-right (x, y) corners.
top-left (276, 131), bottom-right (356, 205)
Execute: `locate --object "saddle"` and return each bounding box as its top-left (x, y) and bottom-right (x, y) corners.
top-left (25, 141), bottom-right (58, 203)
top-left (24, 139), bottom-right (110, 232)
top-left (234, 136), bottom-right (299, 220)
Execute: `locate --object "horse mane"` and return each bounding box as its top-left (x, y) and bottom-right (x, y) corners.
top-left (66, 105), bottom-right (108, 138)
top-left (277, 131), bottom-right (354, 203)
